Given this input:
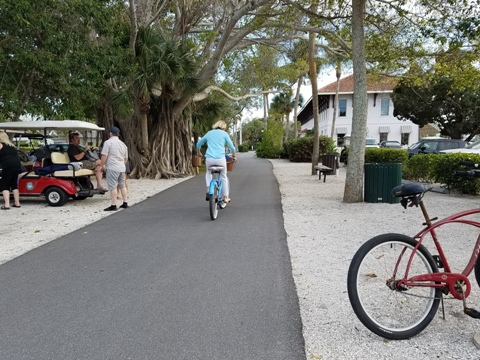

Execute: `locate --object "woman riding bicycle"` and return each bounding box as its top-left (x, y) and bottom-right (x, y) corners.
top-left (196, 120), bottom-right (236, 203)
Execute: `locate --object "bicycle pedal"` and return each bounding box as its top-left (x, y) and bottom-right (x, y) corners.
top-left (465, 308), bottom-right (480, 319)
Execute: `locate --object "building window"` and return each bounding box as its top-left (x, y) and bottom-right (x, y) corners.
top-left (380, 98), bottom-right (389, 116)
top-left (401, 133), bottom-right (409, 145)
top-left (338, 99), bottom-right (347, 117)
top-left (379, 132), bottom-right (388, 142)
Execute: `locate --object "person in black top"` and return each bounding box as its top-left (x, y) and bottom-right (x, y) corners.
top-left (67, 133), bottom-right (104, 189)
top-left (0, 131), bottom-right (21, 209)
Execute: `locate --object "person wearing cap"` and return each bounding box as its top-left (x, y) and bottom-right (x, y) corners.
top-left (67, 133), bottom-right (104, 190)
top-left (196, 120), bottom-right (236, 204)
top-left (100, 127), bottom-right (129, 211)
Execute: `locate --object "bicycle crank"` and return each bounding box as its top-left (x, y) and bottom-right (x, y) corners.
top-left (457, 283), bottom-right (480, 319)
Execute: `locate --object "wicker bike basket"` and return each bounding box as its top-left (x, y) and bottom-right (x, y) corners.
top-left (226, 157), bottom-right (235, 172)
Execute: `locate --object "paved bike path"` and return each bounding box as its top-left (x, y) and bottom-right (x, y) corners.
top-left (0, 152), bottom-right (305, 359)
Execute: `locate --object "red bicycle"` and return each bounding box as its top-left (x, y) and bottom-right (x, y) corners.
top-left (347, 160), bottom-right (480, 340)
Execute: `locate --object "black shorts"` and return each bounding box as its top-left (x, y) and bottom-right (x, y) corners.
top-left (0, 167), bottom-right (21, 191)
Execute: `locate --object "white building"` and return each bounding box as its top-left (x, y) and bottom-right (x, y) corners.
top-left (297, 74), bottom-right (419, 147)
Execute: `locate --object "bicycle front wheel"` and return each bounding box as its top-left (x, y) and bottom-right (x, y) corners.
top-left (209, 182), bottom-right (219, 220)
top-left (347, 233), bottom-right (441, 340)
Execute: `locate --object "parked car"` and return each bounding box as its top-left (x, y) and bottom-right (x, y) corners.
top-left (440, 140), bottom-right (480, 155)
top-left (380, 140), bottom-right (402, 149)
top-left (365, 138), bottom-right (380, 148)
top-left (408, 138), bottom-right (466, 157)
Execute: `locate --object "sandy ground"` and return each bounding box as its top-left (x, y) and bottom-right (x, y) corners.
top-left (271, 159), bottom-right (480, 360)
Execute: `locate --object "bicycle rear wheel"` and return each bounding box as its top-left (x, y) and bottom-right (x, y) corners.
top-left (209, 182), bottom-right (219, 220)
top-left (347, 233), bottom-right (441, 340)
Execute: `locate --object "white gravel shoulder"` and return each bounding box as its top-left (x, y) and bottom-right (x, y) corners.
top-left (271, 158), bottom-right (480, 360)
top-left (2, 154), bottom-right (480, 359)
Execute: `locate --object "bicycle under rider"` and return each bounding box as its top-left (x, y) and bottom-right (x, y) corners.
top-left (196, 120), bottom-right (236, 204)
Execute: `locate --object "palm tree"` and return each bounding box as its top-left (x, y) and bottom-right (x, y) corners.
top-left (270, 92), bottom-right (303, 142)
top-left (103, 27), bottom-right (198, 177)
top-left (132, 27), bottom-right (198, 158)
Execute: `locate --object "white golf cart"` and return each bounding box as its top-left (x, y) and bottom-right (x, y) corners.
top-left (0, 120), bottom-right (106, 206)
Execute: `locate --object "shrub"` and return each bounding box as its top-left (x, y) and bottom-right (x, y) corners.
top-left (237, 144), bottom-right (249, 152)
top-left (403, 153), bottom-right (480, 195)
top-left (432, 153), bottom-right (480, 194)
top-left (283, 137), bottom-right (313, 162)
top-left (256, 120), bottom-right (284, 159)
top-left (364, 148), bottom-right (408, 164)
top-left (403, 154), bottom-right (438, 183)
top-left (283, 135), bottom-right (336, 162)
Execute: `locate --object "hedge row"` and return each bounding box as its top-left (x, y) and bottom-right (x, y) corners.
top-left (403, 153), bottom-right (480, 195)
top-left (283, 136), bottom-right (337, 162)
top-left (283, 142), bottom-right (480, 194)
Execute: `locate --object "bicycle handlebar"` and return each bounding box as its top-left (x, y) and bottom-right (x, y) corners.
top-left (455, 170), bottom-right (480, 178)
top-left (455, 161), bottom-right (480, 178)
top-left (459, 160), bottom-right (480, 168)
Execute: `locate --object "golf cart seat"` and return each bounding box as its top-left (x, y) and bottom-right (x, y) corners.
top-left (50, 152), bottom-right (95, 177)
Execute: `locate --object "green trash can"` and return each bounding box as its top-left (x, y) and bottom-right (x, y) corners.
top-left (364, 163), bottom-right (402, 203)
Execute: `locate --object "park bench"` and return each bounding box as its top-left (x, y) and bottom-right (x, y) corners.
top-left (314, 165), bottom-right (332, 182)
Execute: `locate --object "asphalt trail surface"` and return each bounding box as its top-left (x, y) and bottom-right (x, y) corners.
top-left (0, 153), bottom-right (306, 360)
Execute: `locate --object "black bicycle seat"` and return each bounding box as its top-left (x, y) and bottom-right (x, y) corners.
top-left (392, 183), bottom-right (430, 198)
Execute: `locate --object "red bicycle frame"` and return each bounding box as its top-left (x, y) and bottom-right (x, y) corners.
top-left (393, 201), bottom-right (480, 300)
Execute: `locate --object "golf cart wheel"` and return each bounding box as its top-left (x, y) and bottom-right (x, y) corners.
top-left (45, 187), bottom-right (68, 207)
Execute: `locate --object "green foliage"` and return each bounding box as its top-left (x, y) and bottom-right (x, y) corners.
top-left (283, 137), bottom-right (313, 162)
top-left (0, 0), bottom-right (128, 120)
top-left (403, 154), bottom-right (438, 183)
top-left (432, 153), bottom-right (480, 194)
top-left (403, 153), bottom-right (480, 195)
top-left (364, 148), bottom-right (408, 164)
top-left (237, 144), bottom-right (249, 152)
top-left (256, 120), bottom-right (284, 159)
top-left (392, 54), bottom-right (480, 140)
top-left (283, 135), bottom-right (336, 162)
top-left (241, 119), bottom-right (264, 150)
top-left (325, 138), bottom-right (338, 154)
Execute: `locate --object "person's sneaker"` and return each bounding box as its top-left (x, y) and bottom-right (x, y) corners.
top-left (104, 205), bottom-right (117, 211)
top-left (206, 192), bottom-right (210, 201)
top-left (120, 202), bottom-right (129, 209)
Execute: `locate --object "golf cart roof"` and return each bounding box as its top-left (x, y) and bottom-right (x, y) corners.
top-left (0, 120), bottom-right (105, 132)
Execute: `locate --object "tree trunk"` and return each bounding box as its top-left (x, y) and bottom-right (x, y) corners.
top-left (308, 0), bottom-right (319, 175)
top-left (293, 75), bottom-right (303, 139)
top-left (344, 0), bottom-right (368, 203)
top-left (263, 92), bottom-right (269, 129)
top-left (284, 111), bottom-right (290, 142)
top-left (330, 61), bottom-right (342, 139)
top-left (141, 110), bottom-right (150, 157)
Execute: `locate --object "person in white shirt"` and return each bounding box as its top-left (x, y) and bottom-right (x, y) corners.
top-left (100, 127), bottom-right (129, 211)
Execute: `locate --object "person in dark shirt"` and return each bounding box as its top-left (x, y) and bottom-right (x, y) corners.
top-left (67, 133), bottom-right (104, 189)
top-left (0, 131), bottom-right (21, 209)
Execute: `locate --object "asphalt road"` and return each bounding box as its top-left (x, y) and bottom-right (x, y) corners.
top-left (0, 152), bottom-right (306, 360)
